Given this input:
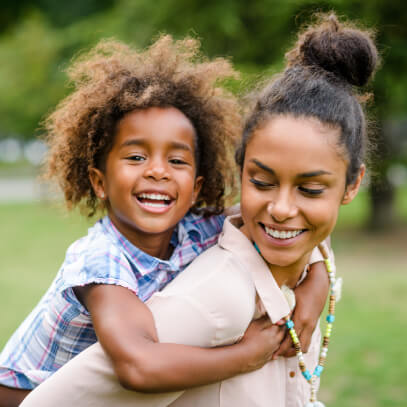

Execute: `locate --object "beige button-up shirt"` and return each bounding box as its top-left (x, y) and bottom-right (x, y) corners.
top-left (21, 215), bottom-right (323, 407)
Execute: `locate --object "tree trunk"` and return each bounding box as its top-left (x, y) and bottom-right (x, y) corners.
top-left (368, 175), bottom-right (396, 231)
top-left (367, 121), bottom-right (397, 231)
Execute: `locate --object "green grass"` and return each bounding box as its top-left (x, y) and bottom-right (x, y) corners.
top-left (0, 202), bottom-right (90, 341)
top-left (0, 197), bottom-right (406, 406)
top-left (0, 160), bottom-right (38, 178)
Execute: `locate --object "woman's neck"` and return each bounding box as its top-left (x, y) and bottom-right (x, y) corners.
top-left (266, 261), bottom-right (307, 289)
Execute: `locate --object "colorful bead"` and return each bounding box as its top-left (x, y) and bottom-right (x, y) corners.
top-left (302, 370), bottom-right (312, 380)
top-left (286, 243), bottom-right (340, 406)
top-left (313, 365), bottom-right (324, 376)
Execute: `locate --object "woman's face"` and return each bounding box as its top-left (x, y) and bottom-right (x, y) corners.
top-left (240, 114), bottom-right (363, 270)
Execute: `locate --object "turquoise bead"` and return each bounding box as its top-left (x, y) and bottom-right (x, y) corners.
top-left (326, 315), bottom-right (335, 323)
top-left (286, 320), bottom-right (294, 329)
top-left (253, 242), bottom-right (261, 254)
top-left (302, 370), bottom-right (312, 380)
top-left (313, 365), bottom-right (324, 376)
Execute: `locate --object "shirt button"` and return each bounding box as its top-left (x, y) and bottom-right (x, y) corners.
top-left (289, 371), bottom-right (296, 378)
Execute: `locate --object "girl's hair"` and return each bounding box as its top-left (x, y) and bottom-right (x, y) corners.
top-left (44, 35), bottom-right (241, 216)
top-left (236, 13), bottom-right (379, 185)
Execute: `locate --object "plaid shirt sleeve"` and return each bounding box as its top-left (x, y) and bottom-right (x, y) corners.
top-left (0, 225), bottom-right (143, 390)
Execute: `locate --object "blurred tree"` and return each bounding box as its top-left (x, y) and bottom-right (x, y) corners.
top-left (0, 0), bottom-right (406, 228)
top-left (0, 0), bottom-right (113, 32)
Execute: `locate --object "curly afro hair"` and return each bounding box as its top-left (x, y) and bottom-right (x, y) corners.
top-left (44, 35), bottom-right (241, 217)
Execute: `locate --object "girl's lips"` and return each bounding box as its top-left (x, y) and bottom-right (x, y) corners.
top-left (136, 198), bottom-right (175, 214)
top-left (134, 190), bottom-right (176, 214)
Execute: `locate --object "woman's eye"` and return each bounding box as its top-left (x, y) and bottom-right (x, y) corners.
top-left (299, 186), bottom-right (324, 196)
top-left (250, 178), bottom-right (275, 188)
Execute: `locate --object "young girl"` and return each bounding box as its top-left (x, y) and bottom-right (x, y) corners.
top-left (0, 35), bottom-right (329, 406)
top-left (18, 13), bottom-right (377, 407)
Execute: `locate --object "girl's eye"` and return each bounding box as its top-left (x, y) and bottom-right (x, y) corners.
top-left (250, 178), bottom-right (275, 189)
top-left (170, 158), bottom-right (187, 165)
top-left (127, 155), bottom-right (145, 162)
top-left (298, 186), bottom-right (324, 196)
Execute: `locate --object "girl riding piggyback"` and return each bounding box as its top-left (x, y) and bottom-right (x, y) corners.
top-left (0, 35), bottom-right (329, 407)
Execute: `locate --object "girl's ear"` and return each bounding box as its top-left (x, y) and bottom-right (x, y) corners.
top-left (342, 165), bottom-right (365, 205)
top-left (191, 176), bottom-right (204, 205)
top-left (89, 168), bottom-right (107, 200)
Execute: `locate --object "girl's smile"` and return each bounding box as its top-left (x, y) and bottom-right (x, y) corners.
top-left (240, 115), bottom-right (363, 286)
top-left (135, 190), bottom-right (176, 213)
top-left (90, 107), bottom-right (203, 258)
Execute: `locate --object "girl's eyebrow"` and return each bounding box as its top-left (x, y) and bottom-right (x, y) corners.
top-left (251, 159), bottom-right (332, 177)
top-left (120, 138), bottom-right (192, 152)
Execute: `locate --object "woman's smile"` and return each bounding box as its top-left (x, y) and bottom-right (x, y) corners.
top-left (240, 115), bottom-right (351, 276)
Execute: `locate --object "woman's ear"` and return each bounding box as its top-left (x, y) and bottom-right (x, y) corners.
top-left (342, 165), bottom-right (365, 205)
top-left (89, 167), bottom-right (107, 200)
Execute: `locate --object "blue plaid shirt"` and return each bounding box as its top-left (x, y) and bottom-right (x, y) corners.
top-left (0, 212), bottom-right (225, 389)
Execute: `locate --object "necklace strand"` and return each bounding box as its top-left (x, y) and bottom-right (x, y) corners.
top-left (253, 241), bottom-right (340, 407)
top-left (284, 243), bottom-right (338, 407)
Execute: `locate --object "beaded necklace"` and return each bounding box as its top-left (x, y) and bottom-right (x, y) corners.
top-left (254, 242), bottom-right (342, 407)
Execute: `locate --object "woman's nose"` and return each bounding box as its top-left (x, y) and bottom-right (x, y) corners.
top-left (268, 190), bottom-right (298, 222)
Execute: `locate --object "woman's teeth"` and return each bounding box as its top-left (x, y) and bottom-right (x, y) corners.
top-left (264, 226), bottom-right (303, 239)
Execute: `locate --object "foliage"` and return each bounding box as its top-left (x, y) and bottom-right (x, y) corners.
top-left (0, 0), bottom-right (406, 228)
top-left (0, 0), bottom-right (406, 138)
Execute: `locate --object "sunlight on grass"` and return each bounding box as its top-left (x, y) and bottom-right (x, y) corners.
top-left (0, 202), bottom-right (90, 342)
top-left (0, 195), bottom-right (406, 406)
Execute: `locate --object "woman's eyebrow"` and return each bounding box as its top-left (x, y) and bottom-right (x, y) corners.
top-left (298, 170), bottom-right (332, 178)
top-left (251, 159), bottom-right (332, 178)
top-left (251, 159), bottom-right (275, 175)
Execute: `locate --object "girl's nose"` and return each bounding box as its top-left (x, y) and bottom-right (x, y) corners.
top-left (268, 190), bottom-right (298, 222)
top-left (144, 158), bottom-right (170, 181)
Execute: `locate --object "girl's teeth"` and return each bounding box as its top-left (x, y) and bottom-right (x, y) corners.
top-left (264, 226), bottom-right (302, 239)
top-left (138, 193), bottom-right (171, 201)
top-left (143, 202), bottom-right (168, 208)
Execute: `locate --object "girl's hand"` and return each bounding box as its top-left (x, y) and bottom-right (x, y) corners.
top-left (273, 261), bottom-right (329, 358)
top-left (74, 284), bottom-right (286, 392)
top-left (238, 316), bottom-right (285, 372)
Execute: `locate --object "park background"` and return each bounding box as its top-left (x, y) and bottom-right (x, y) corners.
top-left (0, 0), bottom-right (406, 406)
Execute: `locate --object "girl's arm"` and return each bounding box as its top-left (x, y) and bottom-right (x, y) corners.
top-left (0, 385), bottom-right (30, 407)
top-left (273, 249), bottom-right (331, 358)
top-left (74, 284), bottom-right (284, 393)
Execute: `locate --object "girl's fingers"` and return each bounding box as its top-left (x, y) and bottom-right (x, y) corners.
top-left (256, 315), bottom-right (273, 329)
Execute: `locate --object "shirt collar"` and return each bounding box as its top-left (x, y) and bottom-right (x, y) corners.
top-left (100, 213), bottom-right (207, 276)
top-left (218, 215), bottom-right (291, 323)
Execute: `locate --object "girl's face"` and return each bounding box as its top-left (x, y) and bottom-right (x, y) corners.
top-left (240, 115), bottom-right (363, 271)
top-left (90, 107), bottom-right (203, 254)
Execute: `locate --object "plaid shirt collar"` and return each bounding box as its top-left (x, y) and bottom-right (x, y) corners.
top-left (100, 213), bottom-right (206, 276)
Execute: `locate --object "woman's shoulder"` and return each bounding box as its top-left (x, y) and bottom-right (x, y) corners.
top-left (153, 244), bottom-right (256, 343)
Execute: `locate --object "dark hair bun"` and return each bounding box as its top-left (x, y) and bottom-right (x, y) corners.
top-left (287, 13), bottom-right (378, 87)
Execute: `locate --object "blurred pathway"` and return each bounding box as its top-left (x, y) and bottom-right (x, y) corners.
top-left (0, 177), bottom-right (50, 202)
